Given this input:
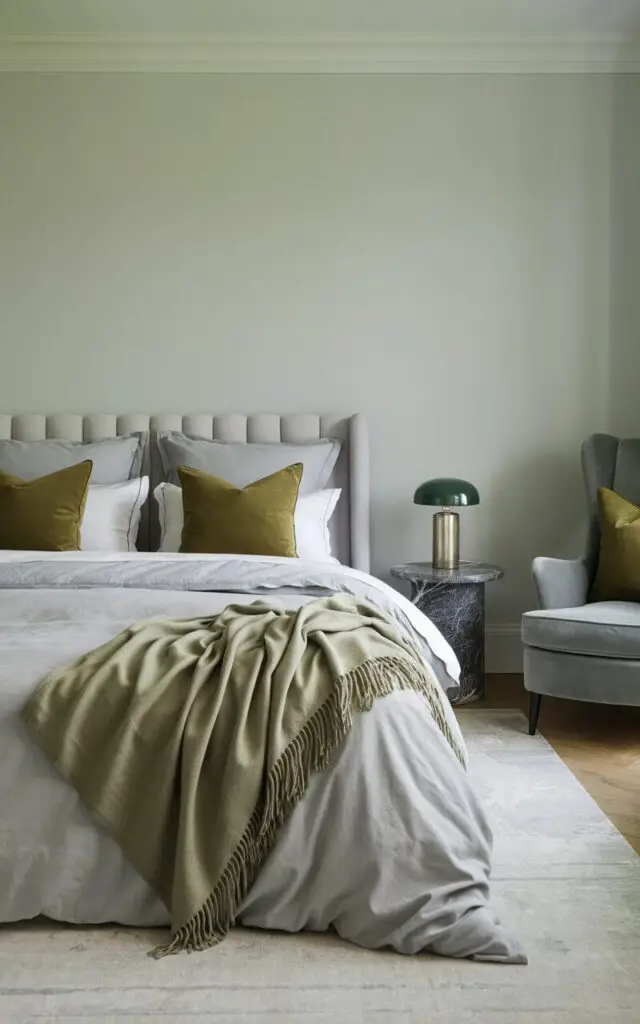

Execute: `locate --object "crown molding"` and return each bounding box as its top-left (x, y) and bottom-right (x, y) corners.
top-left (0, 32), bottom-right (638, 74)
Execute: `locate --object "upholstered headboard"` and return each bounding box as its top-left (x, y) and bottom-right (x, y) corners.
top-left (0, 413), bottom-right (370, 571)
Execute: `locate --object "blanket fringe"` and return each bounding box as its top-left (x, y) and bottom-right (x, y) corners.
top-left (150, 653), bottom-right (465, 959)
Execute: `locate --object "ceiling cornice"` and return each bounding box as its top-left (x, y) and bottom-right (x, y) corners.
top-left (0, 32), bottom-right (638, 74)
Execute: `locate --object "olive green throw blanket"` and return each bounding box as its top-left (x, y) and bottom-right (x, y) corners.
top-left (21, 595), bottom-right (463, 957)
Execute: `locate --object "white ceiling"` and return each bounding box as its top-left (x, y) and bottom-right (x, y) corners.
top-left (2, 0), bottom-right (640, 37)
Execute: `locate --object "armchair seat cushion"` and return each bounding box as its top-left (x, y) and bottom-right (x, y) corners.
top-left (522, 602), bottom-right (640, 660)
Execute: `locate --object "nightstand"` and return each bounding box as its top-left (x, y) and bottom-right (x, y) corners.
top-left (390, 561), bottom-right (504, 705)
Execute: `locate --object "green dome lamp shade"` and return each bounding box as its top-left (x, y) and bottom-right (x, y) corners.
top-left (413, 477), bottom-right (480, 570)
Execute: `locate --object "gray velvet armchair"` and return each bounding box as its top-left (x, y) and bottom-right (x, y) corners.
top-left (522, 434), bottom-right (640, 734)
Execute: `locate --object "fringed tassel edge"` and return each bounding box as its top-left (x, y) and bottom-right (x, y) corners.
top-left (150, 653), bottom-right (465, 959)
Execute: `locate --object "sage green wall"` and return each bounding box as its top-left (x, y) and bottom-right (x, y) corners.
top-left (609, 75), bottom-right (640, 438)
top-left (0, 73), bottom-right (614, 644)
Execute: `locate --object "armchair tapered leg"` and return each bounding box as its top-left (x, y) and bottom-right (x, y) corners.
top-left (528, 693), bottom-right (542, 735)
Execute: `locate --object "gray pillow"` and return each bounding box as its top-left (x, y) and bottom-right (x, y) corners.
top-left (157, 432), bottom-right (341, 495)
top-left (0, 434), bottom-right (146, 484)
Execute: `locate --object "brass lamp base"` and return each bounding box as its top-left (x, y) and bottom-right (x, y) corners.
top-left (432, 508), bottom-right (460, 569)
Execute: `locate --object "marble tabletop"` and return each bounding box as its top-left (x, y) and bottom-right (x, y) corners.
top-left (390, 562), bottom-right (504, 585)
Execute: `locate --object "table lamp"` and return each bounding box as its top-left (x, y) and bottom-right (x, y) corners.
top-left (413, 477), bottom-right (480, 570)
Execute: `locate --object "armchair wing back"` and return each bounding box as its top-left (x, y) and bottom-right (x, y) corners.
top-left (582, 434), bottom-right (640, 583)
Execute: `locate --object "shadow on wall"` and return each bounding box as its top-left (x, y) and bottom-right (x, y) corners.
top-left (609, 74), bottom-right (640, 438)
top-left (373, 497), bottom-right (415, 589)
top-left (485, 446), bottom-right (586, 618)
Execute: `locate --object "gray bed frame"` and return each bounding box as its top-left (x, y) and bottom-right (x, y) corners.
top-left (0, 413), bottom-right (370, 572)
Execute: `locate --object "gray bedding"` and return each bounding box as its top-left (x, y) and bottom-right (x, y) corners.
top-left (0, 551), bottom-right (525, 964)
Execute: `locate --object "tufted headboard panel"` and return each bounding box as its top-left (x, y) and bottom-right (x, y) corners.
top-left (0, 413), bottom-right (370, 571)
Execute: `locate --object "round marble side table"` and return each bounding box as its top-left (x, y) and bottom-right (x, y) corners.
top-left (390, 562), bottom-right (504, 705)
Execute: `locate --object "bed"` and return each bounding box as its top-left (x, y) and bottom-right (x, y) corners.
top-left (0, 412), bottom-right (525, 963)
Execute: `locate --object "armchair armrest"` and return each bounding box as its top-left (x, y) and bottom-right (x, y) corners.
top-left (532, 556), bottom-right (589, 610)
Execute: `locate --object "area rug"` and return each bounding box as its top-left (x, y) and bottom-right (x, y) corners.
top-left (1, 710), bottom-right (639, 1023)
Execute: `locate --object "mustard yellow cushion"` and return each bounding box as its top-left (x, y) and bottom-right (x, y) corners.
top-left (0, 461), bottom-right (93, 551)
top-left (178, 463), bottom-right (302, 557)
top-left (591, 487), bottom-right (640, 602)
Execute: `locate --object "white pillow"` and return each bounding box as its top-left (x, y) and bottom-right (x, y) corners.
top-left (294, 489), bottom-right (341, 564)
top-left (154, 482), bottom-right (341, 563)
top-left (82, 477), bottom-right (149, 551)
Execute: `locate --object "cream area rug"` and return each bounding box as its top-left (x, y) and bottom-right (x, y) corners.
top-left (1, 710), bottom-right (639, 1023)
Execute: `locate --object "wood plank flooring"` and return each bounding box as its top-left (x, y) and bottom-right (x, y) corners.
top-left (457, 675), bottom-right (640, 854)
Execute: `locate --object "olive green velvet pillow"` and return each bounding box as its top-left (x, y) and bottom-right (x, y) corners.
top-left (0, 461), bottom-right (93, 551)
top-left (178, 463), bottom-right (302, 557)
top-left (591, 487), bottom-right (640, 602)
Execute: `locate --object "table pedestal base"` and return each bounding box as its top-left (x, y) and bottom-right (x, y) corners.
top-left (410, 580), bottom-right (485, 705)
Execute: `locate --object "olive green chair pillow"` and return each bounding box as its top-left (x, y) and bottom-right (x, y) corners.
top-left (178, 463), bottom-right (302, 557)
top-left (591, 487), bottom-right (640, 602)
top-left (0, 460), bottom-right (93, 551)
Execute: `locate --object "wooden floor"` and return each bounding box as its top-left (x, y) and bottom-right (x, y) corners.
top-left (457, 675), bottom-right (640, 855)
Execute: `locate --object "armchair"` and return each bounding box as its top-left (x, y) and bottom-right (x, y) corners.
top-left (522, 434), bottom-right (640, 734)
